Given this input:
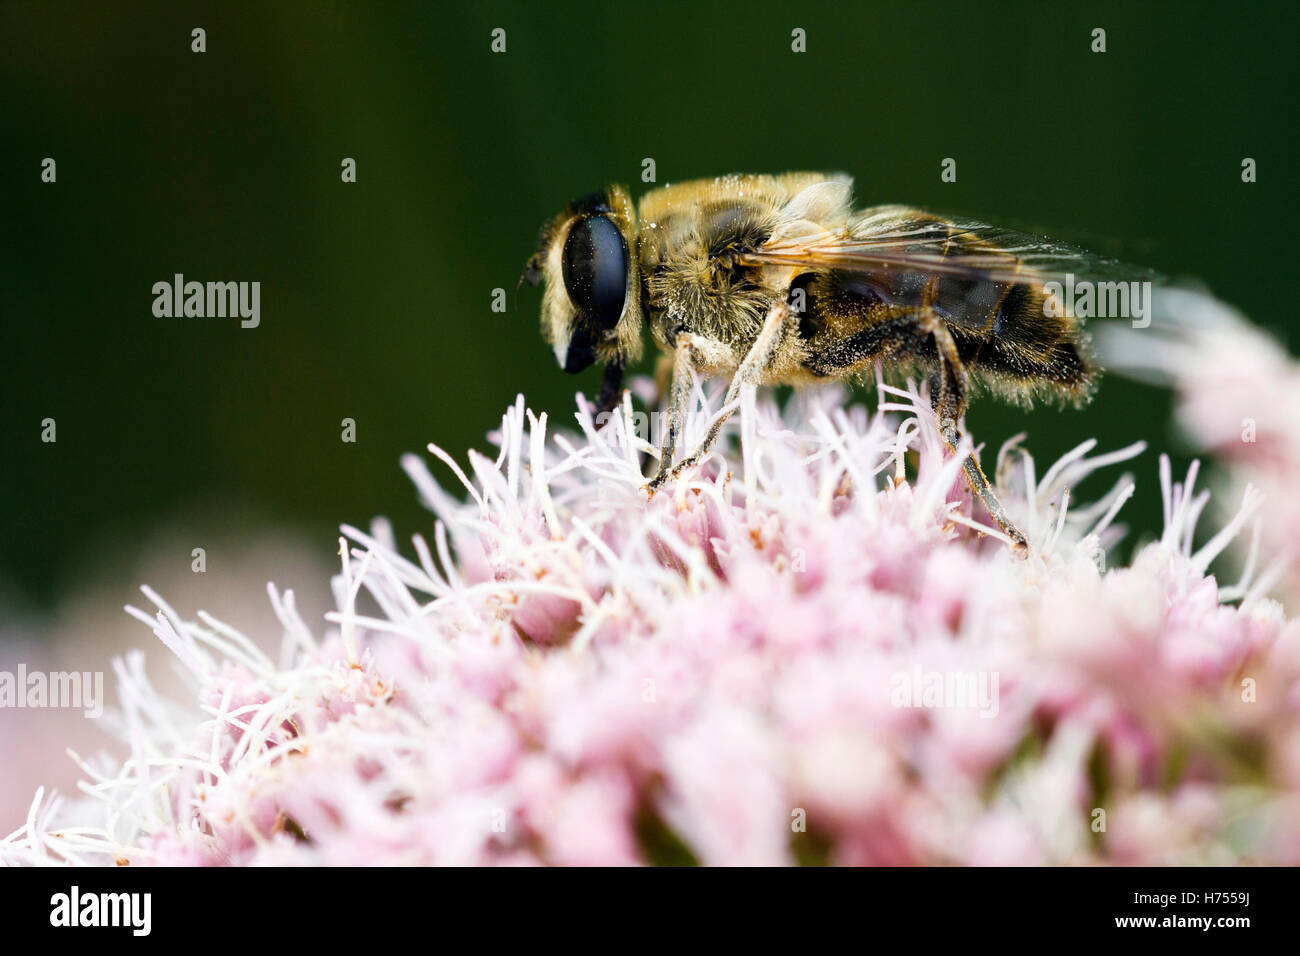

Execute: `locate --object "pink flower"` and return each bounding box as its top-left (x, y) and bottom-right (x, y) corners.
top-left (5, 313), bottom-right (1300, 865)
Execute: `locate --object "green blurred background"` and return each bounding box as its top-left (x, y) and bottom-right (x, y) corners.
top-left (1, 0), bottom-right (1293, 618)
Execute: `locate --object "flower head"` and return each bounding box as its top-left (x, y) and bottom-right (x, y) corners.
top-left (4, 333), bottom-right (1298, 866)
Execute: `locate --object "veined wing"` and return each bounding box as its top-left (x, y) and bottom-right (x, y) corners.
top-left (735, 209), bottom-right (1161, 287)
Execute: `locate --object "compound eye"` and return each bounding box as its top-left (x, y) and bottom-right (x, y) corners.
top-left (561, 215), bottom-right (628, 330)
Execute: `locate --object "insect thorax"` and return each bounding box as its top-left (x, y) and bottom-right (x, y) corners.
top-left (639, 203), bottom-right (779, 351)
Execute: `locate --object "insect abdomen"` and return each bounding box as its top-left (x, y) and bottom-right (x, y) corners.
top-left (794, 269), bottom-right (1093, 403)
top-left (953, 282), bottom-right (1093, 400)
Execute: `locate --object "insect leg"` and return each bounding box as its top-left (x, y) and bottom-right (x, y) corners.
top-left (797, 298), bottom-right (1024, 550)
top-left (929, 322), bottom-right (1028, 553)
top-left (668, 299), bottom-right (791, 482)
top-left (645, 333), bottom-right (700, 492)
top-left (593, 359), bottom-right (626, 417)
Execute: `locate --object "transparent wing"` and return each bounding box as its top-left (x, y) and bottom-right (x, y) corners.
top-left (735, 209), bottom-right (1162, 286)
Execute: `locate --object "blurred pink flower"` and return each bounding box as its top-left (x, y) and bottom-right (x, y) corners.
top-left (1102, 287), bottom-right (1300, 604)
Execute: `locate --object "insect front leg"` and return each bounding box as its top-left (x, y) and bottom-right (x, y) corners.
top-left (929, 323), bottom-right (1028, 553)
top-left (667, 299), bottom-right (791, 483)
top-left (593, 359), bottom-right (626, 417)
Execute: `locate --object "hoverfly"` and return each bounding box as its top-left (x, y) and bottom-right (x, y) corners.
top-left (525, 172), bottom-right (1157, 550)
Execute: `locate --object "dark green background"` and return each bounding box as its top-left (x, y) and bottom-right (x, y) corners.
top-left (1, 1), bottom-right (1293, 616)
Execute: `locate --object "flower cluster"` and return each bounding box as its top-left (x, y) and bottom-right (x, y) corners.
top-left (4, 341), bottom-right (1298, 865)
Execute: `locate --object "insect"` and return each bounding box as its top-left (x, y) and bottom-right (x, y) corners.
top-left (524, 172), bottom-right (1155, 551)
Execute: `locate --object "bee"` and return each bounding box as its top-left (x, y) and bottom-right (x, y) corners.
top-left (524, 172), bottom-right (1155, 551)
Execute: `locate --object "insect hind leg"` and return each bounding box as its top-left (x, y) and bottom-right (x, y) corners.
top-left (805, 308), bottom-right (1028, 553)
top-left (928, 323), bottom-right (1028, 553)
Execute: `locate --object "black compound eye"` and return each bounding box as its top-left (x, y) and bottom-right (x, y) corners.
top-left (562, 215), bottom-right (628, 330)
